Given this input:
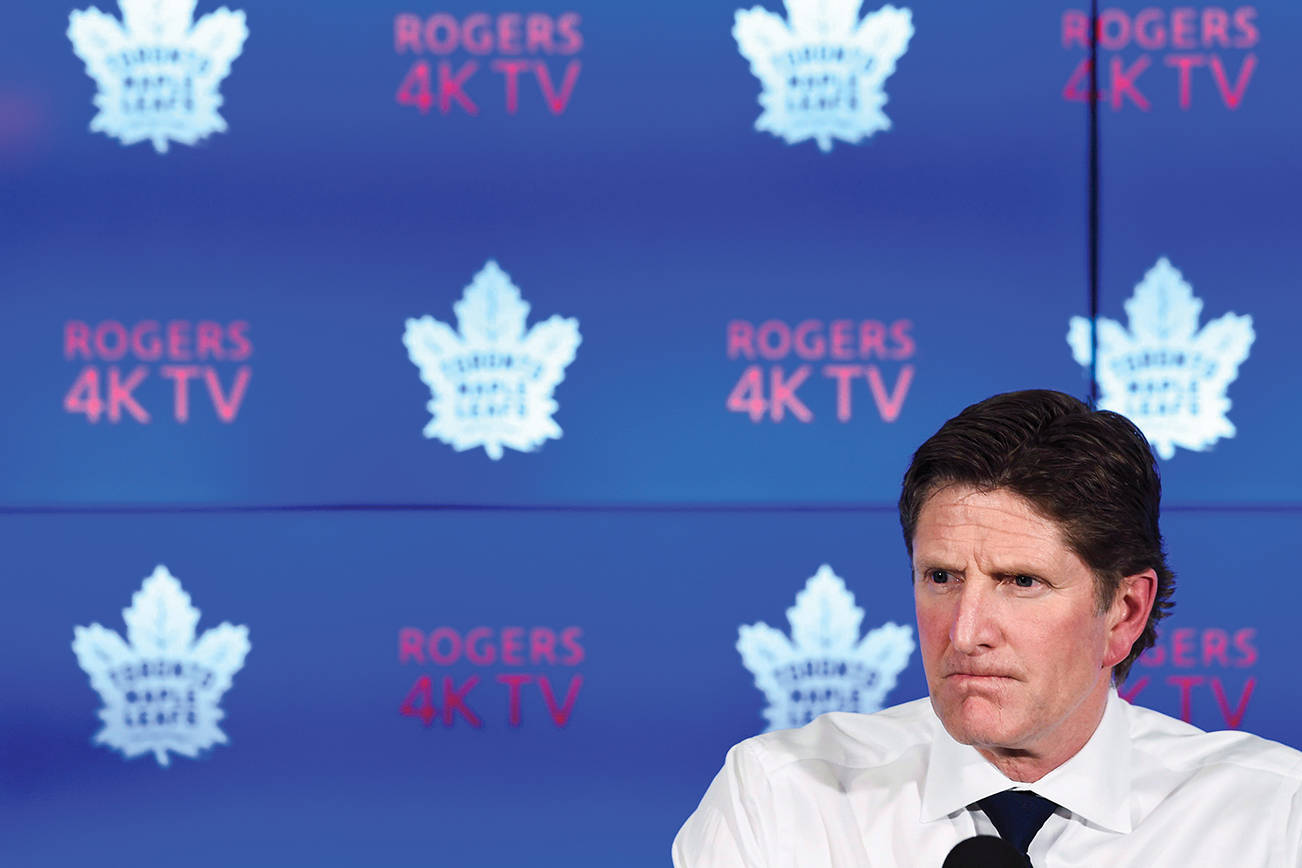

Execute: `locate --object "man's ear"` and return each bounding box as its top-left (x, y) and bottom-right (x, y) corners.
top-left (1103, 569), bottom-right (1158, 669)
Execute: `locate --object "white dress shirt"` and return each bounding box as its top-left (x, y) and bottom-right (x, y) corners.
top-left (673, 691), bottom-right (1302, 867)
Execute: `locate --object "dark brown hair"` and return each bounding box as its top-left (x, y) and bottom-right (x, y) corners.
top-left (898, 389), bottom-right (1174, 682)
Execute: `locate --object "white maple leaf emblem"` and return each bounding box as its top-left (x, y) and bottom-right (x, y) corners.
top-left (72, 565), bottom-right (250, 766)
top-left (403, 260), bottom-right (582, 460)
top-left (737, 564), bottom-right (914, 731)
top-left (68, 0), bottom-right (248, 153)
top-left (734, 1), bottom-right (913, 152)
top-left (1068, 257), bottom-right (1255, 460)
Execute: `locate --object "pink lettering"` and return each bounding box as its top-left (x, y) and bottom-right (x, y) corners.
top-left (465, 626), bottom-right (496, 665)
top-left (526, 14), bottom-right (555, 53)
top-left (1167, 674), bottom-right (1205, 722)
top-left (400, 674), bottom-right (436, 725)
top-left (442, 675), bottom-right (481, 727)
top-left (429, 626), bottom-right (461, 665)
top-left (1061, 10), bottom-right (1089, 48)
top-left (534, 60), bottom-right (580, 114)
top-left (440, 60), bottom-right (479, 114)
top-left (1233, 8), bottom-right (1258, 48)
top-left (1139, 642), bottom-right (1165, 667)
top-left (794, 320), bottom-right (826, 360)
top-left (1171, 627), bottom-right (1196, 666)
top-left (497, 13), bottom-right (523, 54)
top-left (1135, 8), bottom-right (1167, 49)
top-left (204, 366), bottom-right (251, 423)
top-left (529, 627), bottom-right (556, 664)
top-left (228, 321), bottom-right (253, 361)
top-left (889, 319), bottom-right (915, 359)
top-left (727, 321), bottom-right (755, 360)
top-left (1098, 9), bottom-right (1131, 50)
top-left (824, 364), bottom-right (858, 422)
top-left (1201, 628), bottom-right (1229, 666)
top-left (1119, 675), bottom-right (1149, 703)
top-left (94, 322), bottom-right (127, 361)
top-left (1166, 54), bottom-right (1206, 108)
top-left (463, 13), bottom-right (493, 54)
top-left (423, 13), bottom-right (458, 53)
top-left (1111, 55), bottom-right (1152, 110)
top-left (132, 321), bottom-right (162, 361)
top-left (1202, 8), bottom-right (1230, 47)
top-left (398, 627), bottom-right (425, 663)
top-left (160, 365), bottom-right (201, 422)
top-left (726, 365), bottom-right (766, 421)
top-left (501, 626), bottom-right (525, 665)
top-left (538, 674), bottom-right (582, 727)
top-left (492, 59), bottom-right (530, 113)
top-left (1209, 53), bottom-right (1255, 109)
top-left (556, 13), bottom-right (583, 53)
top-left (196, 321), bottom-right (224, 360)
top-left (63, 366), bottom-right (104, 422)
top-left (1062, 57), bottom-right (1094, 103)
top-left (757, 320), bottom-right (791, 360)
top-left (829, 319), bottom-right (853, 360)
top-left (559, 627), bottom-right (584, 665)
top-left (1210, 676), bottom-right (1254, 729)
top-left (107, 366), bottom-right (149, 423)
top-left (866, 364), bottom-right (914, 423)
top-left (394, 14), bottom-right (422, 53)
top-left (166, 320), bottom-right (192, 361)
top-left (858, 320), bottom-right (886, 359)
top-left (497, 673), bottom-right (532, 726)
top-left (1171, 7), bottom-right (1197, 49)
top-left (64, 321), bottom-right (91, 360)
top-left (770, 365), bottom-right (812, 422)
top-left (1234, 628), bottom-right (1258, 666)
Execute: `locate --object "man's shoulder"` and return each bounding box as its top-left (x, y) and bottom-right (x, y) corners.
top-left (731, 697), bottom-right (935, 778)
top-left (1125, 700), bottom-right (1302, 783)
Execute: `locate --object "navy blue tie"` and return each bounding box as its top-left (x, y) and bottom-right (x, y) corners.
top-left (977, 790), bottom-right (1059, 861)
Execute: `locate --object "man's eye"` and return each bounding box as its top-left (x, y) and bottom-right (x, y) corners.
top-left (928, 570), bottom-right (952, 584)
top-left (1011, 575), bottom-right (1038, 588)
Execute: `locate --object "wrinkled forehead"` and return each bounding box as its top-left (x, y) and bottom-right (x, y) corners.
top-left (910, 484), bottom-right (1075, 568)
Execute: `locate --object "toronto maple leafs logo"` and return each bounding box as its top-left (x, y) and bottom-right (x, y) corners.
top-left (738, 564), bottom-right (914, 731)
top-left (403, 261), bottom-right (582, 460)
top-left (733, 0), bottom-right (913, 152)
top-left (72, 565), bottom-right (250, 766)
top-left (68, 0), bottom-right (248, 153)
top-left (1068, 257), bottom-right (1255, 459)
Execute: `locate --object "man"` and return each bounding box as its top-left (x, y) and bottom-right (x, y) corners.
top-left (673, 390), bottom-right (1302, 867)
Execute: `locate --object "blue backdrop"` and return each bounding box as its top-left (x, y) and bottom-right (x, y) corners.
top-left (1, 1), bottom-right (1298, 865)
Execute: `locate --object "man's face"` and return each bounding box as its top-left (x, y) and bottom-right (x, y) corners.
top-left (912, 485), bottom-right (1118, 762)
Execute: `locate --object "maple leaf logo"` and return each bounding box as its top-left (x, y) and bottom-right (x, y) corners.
top-left (737, 564), bottom-right (914, 731)
top-left (72, 565), bottom-right (250, 766)
top-left (1068, 257), bottom-right (1255, 460)
top-left (403, 260), bottom-right (582, 460)
top-left (734, 0), bottom-right (913, 152)
top-left (67, 0), bottom-right (248, 153)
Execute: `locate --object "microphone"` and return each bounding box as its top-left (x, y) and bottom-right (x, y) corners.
top-left (941, 835), bottom-right (1025, 868)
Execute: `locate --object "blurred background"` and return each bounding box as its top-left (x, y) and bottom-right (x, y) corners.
top-left (2, 1), bottom-right (1299, 864)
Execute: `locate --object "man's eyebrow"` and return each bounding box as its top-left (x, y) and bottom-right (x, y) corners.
top-left (910, 555), bottom-right (962, 573)
top-left (985, 563), bottom-right (1055, 580)
top-left (1003, 562), bottom-right (1051, 572)
top-left (913, 551), bottom-right (1054, 576)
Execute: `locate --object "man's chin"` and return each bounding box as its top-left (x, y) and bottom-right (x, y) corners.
top-left (934, 694), bottom-right (1024, 748)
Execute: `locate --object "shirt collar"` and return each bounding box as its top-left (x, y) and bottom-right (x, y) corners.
top-left (919, 689), bottom-right (1133, 834)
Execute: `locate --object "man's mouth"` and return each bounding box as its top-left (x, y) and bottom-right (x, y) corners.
top-left (945, 671), bottom-right (1017, 682)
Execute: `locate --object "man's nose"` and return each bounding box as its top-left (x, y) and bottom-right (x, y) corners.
top-left (949, 582), bottom-right (999, 654)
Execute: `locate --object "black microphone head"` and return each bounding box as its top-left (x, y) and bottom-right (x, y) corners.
top-left (941, 835), bottom-right (1025, 868)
